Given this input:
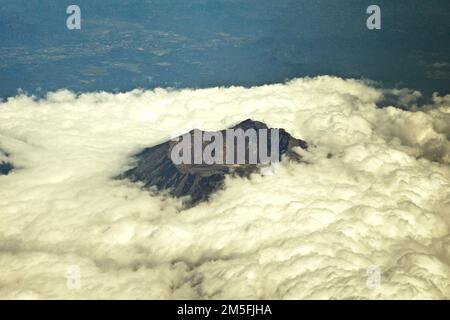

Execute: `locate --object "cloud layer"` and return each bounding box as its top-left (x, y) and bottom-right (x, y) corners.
top-left (0, 76), bottom-right (449, 299)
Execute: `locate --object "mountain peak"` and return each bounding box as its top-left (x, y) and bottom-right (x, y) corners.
top-left (121, 119), bottom-right (307, 206)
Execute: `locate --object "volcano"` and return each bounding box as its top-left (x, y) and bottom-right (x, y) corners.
top-left (122, 119), bottom-right (308, 206)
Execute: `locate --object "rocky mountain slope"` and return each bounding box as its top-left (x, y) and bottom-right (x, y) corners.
top-left (122, 119), bottom-right (308, 206)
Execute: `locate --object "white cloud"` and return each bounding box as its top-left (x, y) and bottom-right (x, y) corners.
top-left (0, 76), bottom-right (449, 299)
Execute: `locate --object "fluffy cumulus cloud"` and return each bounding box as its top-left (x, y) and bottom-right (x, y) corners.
top-left (0, 76), bottom-right (449, 299)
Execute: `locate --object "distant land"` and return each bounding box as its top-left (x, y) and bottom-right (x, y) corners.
top-left (0, 0), bottom-right (449, 102)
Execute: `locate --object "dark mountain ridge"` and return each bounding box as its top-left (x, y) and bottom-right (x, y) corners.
top-left (122, 119), bottom-right (308, 206)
